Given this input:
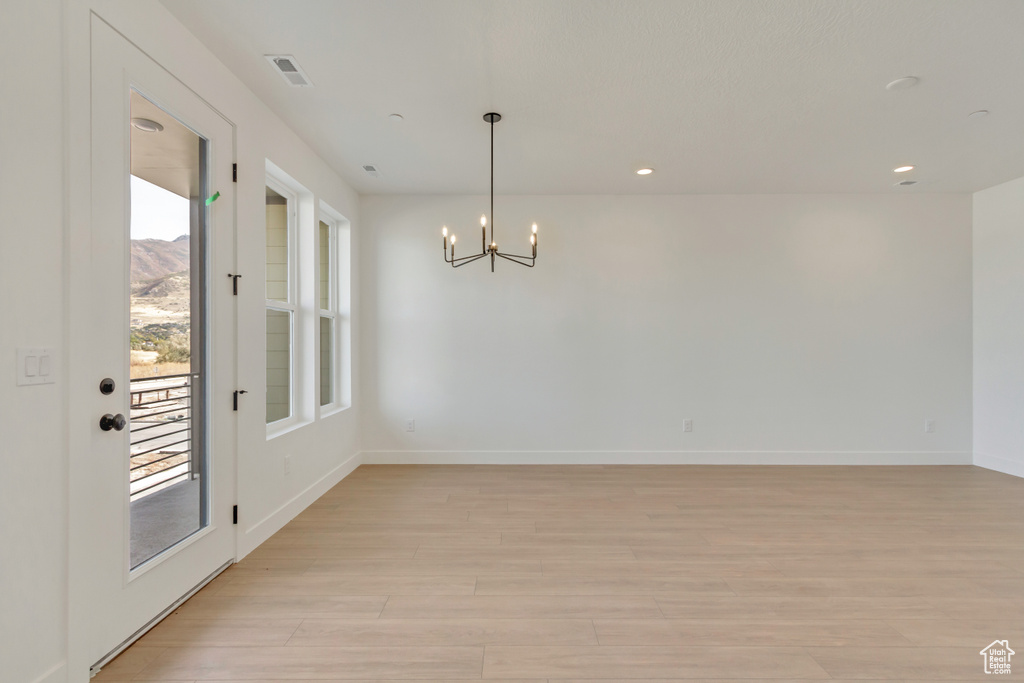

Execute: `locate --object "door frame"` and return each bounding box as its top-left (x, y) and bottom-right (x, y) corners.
top-left (66, 15), bottom-right (238, 681)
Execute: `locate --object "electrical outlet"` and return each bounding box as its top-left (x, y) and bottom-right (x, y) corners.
top-left (683, 419), bottom-right (693, 433)
top-left (284, 454), bottom-right (292, 474)
top-left (924, 419), bottom-right (935, 434)
top-left (405, 419), bottom-right (416, 432)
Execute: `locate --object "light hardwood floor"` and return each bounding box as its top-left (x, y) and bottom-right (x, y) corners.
top-left (94, 464), bottom-right (1024, 681)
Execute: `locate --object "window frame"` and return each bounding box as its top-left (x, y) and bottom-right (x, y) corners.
top-left (318, 202), bottom-right (351, 417)
top-left (317, 215), bottom-right (338, 411)
top-left (265, 174), bottom-right (298, 431)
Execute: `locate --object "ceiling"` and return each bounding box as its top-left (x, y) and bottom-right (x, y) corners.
top-left (131, 91), bottom-right (201, 198)
top-left (160, 0), bottom-right (1024, 195)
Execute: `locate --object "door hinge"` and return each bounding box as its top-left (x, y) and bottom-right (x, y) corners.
top-left (233, 389), bottom-right (248, 411)
top-left (232, 505), bottom-right (238, 525)
top-left (228, 273), bottom-right (242, 295)
top-left (232, 163), bottom-right (237, 182)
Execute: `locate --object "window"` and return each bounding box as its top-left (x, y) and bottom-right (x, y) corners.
top-left (265, 182), bottom-right (294, 424)
top-left (318, 204), bottom-right (351, 413)
top-left (318, 219), bottom-right (335, 407)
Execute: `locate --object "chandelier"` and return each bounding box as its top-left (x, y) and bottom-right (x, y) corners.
top-left (443, 113), bottom-right (537, 272)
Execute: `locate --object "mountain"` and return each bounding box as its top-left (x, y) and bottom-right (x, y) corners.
top-left (131, 236), bottom-right (189, 282)
top-left (131, 271), bottom-right (189, 299)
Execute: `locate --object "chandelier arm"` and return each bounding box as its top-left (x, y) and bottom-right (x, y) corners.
top-left (494, 252), bottom-right (536, 268)
top-left (447, 244), bottom-right (488, 264)
top-left (495, 251), bottom-right (536, 260)
top-left (452, 253), bottom-right (489, 268)
top-left (449, 251), bottom-right (487, 264)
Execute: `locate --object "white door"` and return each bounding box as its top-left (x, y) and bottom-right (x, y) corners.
top-left (70, 18), bottom-right (236, 676)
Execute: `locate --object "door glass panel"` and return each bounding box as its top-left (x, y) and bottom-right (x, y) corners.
top-left (128, 90), bottom-right (208, 569)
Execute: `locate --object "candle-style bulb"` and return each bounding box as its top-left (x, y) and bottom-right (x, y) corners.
top-left (481, 215), bottom-right (487, 227)
top-left (532, 223), bottom-right (538, 234)
top-left (451, 235), bottom-right (456, 244)
top-left (530, 234), bottom-right (535, 245)
top-left (442, 226), bottom-right (448, 237)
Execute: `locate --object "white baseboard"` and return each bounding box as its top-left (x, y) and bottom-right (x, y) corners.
top-left (32, 662), bottom-right (66, 683)
top-left (238, 450), bottom-right (362, 558)
top-left (361, 450), bottom-right (972, 466)
top-left (973, 451), bottom-right (1024, 478)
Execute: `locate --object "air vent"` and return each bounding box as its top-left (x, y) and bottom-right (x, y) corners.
top-left (264, 55), bottom-right (313, 87)
top-left (896, 180), bottom-right (918, 186)
top-left (362, 165), bottom-right (381, 178)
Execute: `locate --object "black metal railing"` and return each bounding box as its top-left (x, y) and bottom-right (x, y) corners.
top-left (129, 373), bottom-right (196, 501)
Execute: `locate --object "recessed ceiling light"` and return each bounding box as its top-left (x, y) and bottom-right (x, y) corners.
top-left (968, 110), bottom-right (989, 119)
top-left (893, 165), bottom-right (915, 173)
top-left (886, 76), bottom-right (919, 91)
top-left (636, 168), bottom-right (654, 175)
top-left (130, 118), bottom-right (164, 133)
top-left (388, 113), bottom-right (404, 121)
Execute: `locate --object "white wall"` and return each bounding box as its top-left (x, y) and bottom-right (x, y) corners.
top-left (974, 175), bottom-right (1024, 477)
top-left (0, 1), bottom-right (363, 681)
top-left (0, 4), bottom-right (68, 683)
top-left (0, 2), bottom-right (996, 681)
top-left (361, 194), bottom-right (973, 464)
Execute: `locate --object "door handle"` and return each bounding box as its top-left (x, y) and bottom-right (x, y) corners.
top-left (100, 413), bottom-right (127, 431)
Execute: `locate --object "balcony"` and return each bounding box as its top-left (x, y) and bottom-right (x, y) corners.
top-left (129, 373), bottom-right (200, 568)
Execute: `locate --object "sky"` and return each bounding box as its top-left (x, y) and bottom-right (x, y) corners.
top-left (130, 175), bottom-right (189, 241)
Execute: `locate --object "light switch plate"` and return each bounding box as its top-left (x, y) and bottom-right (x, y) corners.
top-left (17, 347), bottom-right (57, 386)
